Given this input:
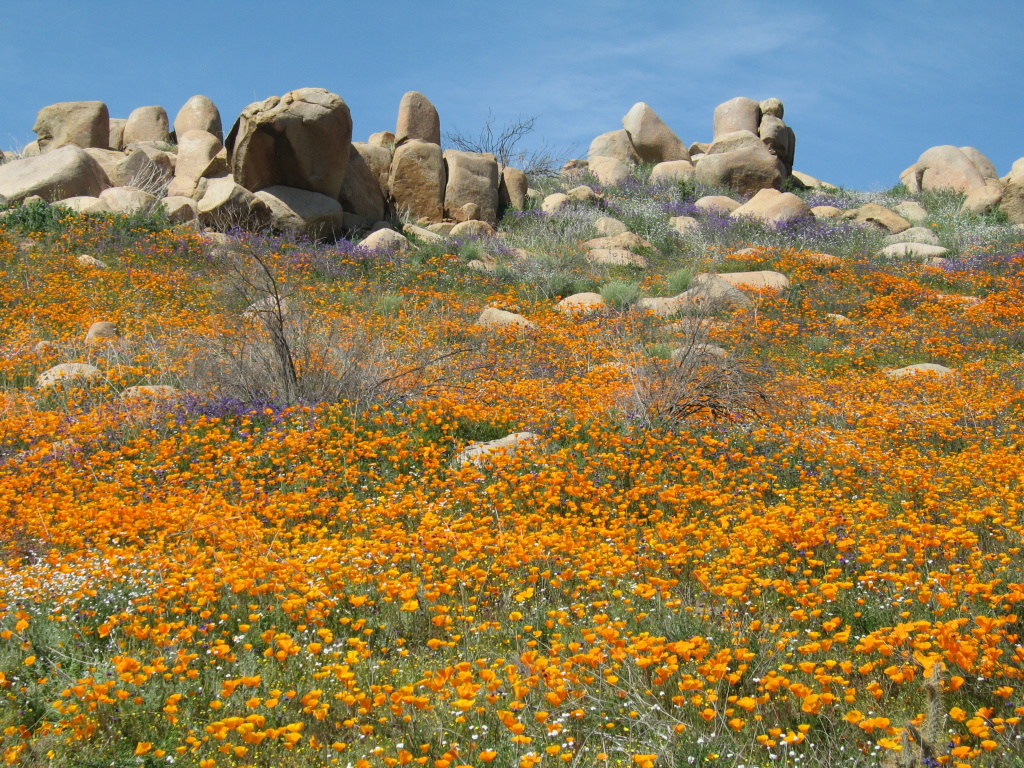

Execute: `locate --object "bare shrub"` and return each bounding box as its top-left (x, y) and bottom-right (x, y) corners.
top-left (443, 111), bottom-right (576, 180)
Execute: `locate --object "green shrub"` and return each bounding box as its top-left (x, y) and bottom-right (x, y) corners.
top-left (599, 279), bottom-right (641, 309)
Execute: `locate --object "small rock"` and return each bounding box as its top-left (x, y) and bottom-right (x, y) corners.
top-left (38, 363), bottom-right (101, 389)
top-left (450, 220), bottom-right (495, 239)
top-left (649, 160), bottom-right (696, 184)
top-left (847, 204), bottom-right (911, 234)
top-left (361, 228), bottom-right (411, 253)
top-left (879, 243), bottom-right (949, 259)
top-left (85, 321), bottom-right (119, 342)
top-left (566, 185), bottom-right (601, 204)
top-left (826, 313), bottom-right (852, 325)
top-left (730, 188), bottom-right (811, 225)
top-left (541, 193), bottom-right (568, 214)
top-left (884, 227), bottom-right (940, 246)
top-left (895, 201), bottom-right (928, 223)
top-left (716, 271), bottom-right (790, 291)
top-left (669, 216), bottom-right (699, 235)
top-left (636, 296), bottom-right (685, 317)
top-left (886, 363), bottom-right (955, 379)
top-left (960, 184), bottom-right (1003, 215)
top-left (59, 196), bottom-right (111, 215)
top-left (120, 385), bottom-right (179, 400)
top-left (476, 307), bottom-right (536, 329)
top-left (586, 248), bottom-right (647, 268)
top-left (594, 216), bottom-right (627, 236)
top-left (403, 223), bottom-right (443, 242)
top-left (695, 195), bottom-right (740, 214)
top-left (582, 232), bottom-right (653, 251)
top-left (588, 156), bottom-right (632, 187)
top-left (811, 205), bottom-right (842, 219)
top-left (556, 292), bottom-right (606, 314)
top-left (454, 432), bottom-right (539, 468)
top-left (77, 254), bottom-right (108, 268)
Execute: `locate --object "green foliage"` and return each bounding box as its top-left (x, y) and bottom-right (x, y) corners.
top-left (666, 267), bottom-right (693, 294)
top-left (599, 279), bottom-right (641, 308)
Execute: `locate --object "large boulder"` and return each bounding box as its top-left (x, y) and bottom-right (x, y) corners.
top-left (123, 106), bottom-right (170, 145)
top-left (650, 160), bottom-right (696, 184)
top-left (959, 147), bottom-right (998, 180)
top-left (730, 188), bottom-right (811, 225)
top-left (168, 130), bottom-right (225, 197)
top-left (352, 142), bottom-right (392, 192)
top-left (695, 141), bottom-right (785, 197)
top-left (758, 115), bottom-right (794, 174)
top-left (115, 144), bottom-right (174, 193)
top-left (0, 146), bottom-right (109, 205)
top-left (444, 150), bottom-right (500, 225)
top-left (395, 91), bottom-right (441, 146)
top-left (227, 88), bottom-right (352, 198)
top-left (846, 204), bottom-right (910, 234)
top-left (622, 102), bottom-right (688, 164)
top-left (108, 119), bottom-right (127, 151)
top-left (499, 166), bottom-right (528, 211)
top-left (99, 186), bottom-right (158, 214)
top-left (339, 146), bottom-right (389, 224)
top-left (588, 129), bottom-right (640, 164)
top-left (33, 101), bottom-right (109, 152)
top-left (588, 155), bottom-right (631, 187)
top-left (389, 140), bottom-right (445, 222)
top-left (960, 184), bottom-right (1003, 215)
top-left (999, 180), bottom-right (1024, 224)
top-left (197, 176), bottom-right (272, 230)
top-left (713, 97), bottom-right (761, 139)
top-left (907, 146), bottom-right (989, 193)
top-left (173, 95), bottom-right (222, 141)
top-left (254, 185), bottom-right (344, 239)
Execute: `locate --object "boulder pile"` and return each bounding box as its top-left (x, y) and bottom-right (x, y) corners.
top-left (0, 89), bottom-right (524, 240)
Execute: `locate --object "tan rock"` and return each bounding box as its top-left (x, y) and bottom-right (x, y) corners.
top-left (123, 106), bottom-right (170, 145)
top-left (759, 98), bottom-right (784, 119)
top-left (695, 142), bottom-right (785, 197)
top-left (713, 97), bottom-right (761, 139)
top-left (649, 160), bottom-right (696, 184)
top-left (730, 188), bottom-right (810, 225)
top-left (162, 196), bottom-right (198, 224)
top-left (476, 307), bottom-right (536, 329)
top-left (499, 166), bottom-right (528, 211)
top-left (808, 253), bottom-right (841, 266)
top-left (450, 220), bottom-right (495, 238)
top-left (197, 177), bottom-right (272, 230)
top-left (120, 385), bottom-right (179, 400)
top-left (811, 205), bottom-right (842, 219)
top-left (59, 196), bottom-right (111, 215)
top-left (622, 102), bottom-right (688, 164)
top-left (586, 247), bottom-right (647, 268)
top-left (115, 144), bottom-right (174, 192)
top-left (582, 232), bottom-right (653, 251)
top-left (566, 185), bottom-right (601, 204)
top-left (716, 270), bottom-right (789, 291)
top-left (85, 321), bottom-right (119, 342)
top-left (340, 146), bottom-right (389, 223)
top-left (403, 223), bottom-right (443, 242)
top-left (637, 296), bottom-right (685, 317)
top-left (0, 146), bottom-right (109, 205)
top-left (895, 201), bottom-right (928, 223)
top-left (960, 184), bottom-right (1002, 215)
top-left (173, 95), bottom-right (222, 141)
top-left (352, 142), bottom-right (392, 193)
top-left (669, 216), bottom-right (699, 235)
top-left (99, 186), bottom-right (158, 214)
top-left (454, 432), bottom-right (539, 467)
top-left (76, 254), bottom-right (109, 268)
top-left (879, 243), bottom-right (949, 259)
top-left (886, 363), bottom-right (955, 379)
top-left (999, 179), bottom-right (1024, 224)
top-left (791, 170), bottom-right (837, 190)
top-left (707, 129), bottom-right (763, 156)
top-left (758, 115), bottom-right (793, 172)
top-left (227, 88), bottom-right (352, 197)
top-left (395, 91), bottom-right (441, 146)
top-left (588, 129), bottom-right (640, 164)
top-left (368, 131), bottom-right (395, 148)
top-left (81, 148), bottom-right (122, 185)
top-left (959, 147), bottom-right (998, 179)
top-left (108, 118), bottom-right (127, 151)
top-left (848, 204), bottom-right (910, 233)
top-left (917, 146), bottom-right (988, 192)
top-left (361, 228), bottom-right (411, 252)
top-left (594, 216), bottom-right (627, 236)
top-left (695, 195), bottom-right (740, 214)
top-left (826, 313), bottom-right (852, 325)
top-left (683, 273), bottom-right (751, 309)
top-left (38, 362), bottom-right (101, 389)
top-left (444, 150), bottom-right (500, 224)
top-left (389, 140), bottom-right (445, 222)
top-left (588, 155), bottom-right (631, 187)
top-left (255, 185), bottom-right (344, 240)
top-left (541, 193), bottom-right (568, 214)
top-left (556, 292), bottom-right (606, 314)
top-left (175, 130), bottom-right (224, 182)
top-left (884, 227), bottom-right (940, 246)
top-left (33, 101), bottom-right (109, 152)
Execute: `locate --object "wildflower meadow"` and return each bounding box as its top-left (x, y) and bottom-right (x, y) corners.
top-left (1, 175), bottom-right (1023, 768)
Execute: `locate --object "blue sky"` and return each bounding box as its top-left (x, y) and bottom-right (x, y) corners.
top-left (2, 0), bottom-right (1021, 191)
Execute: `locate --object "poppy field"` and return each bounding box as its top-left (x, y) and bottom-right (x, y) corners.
top-left (1, 180), bottom-right (1023, 768)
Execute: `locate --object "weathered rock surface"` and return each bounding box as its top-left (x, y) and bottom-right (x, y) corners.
top-left (173, 95), bottom-right (222, 141)
top-left (884, 227), bottom-right (940, 246)
top-left (587, 156), bottom-right (631, 187)
top-left (59, 195), bottom-right (111, 214)
top-left (696, 141), bottom-right (785, 197)
top-left (585, 247), bottom-right (647, 268)
top-left (227, 88), bottom-right (352, 198)
top-left (123, 106), bottom-right (170, 145)
top-left (669, 216), bottom-right (699, 235)
top-left (0, 146), bottom-right (109, 205)
top-left (340, 147), bottom-right (389, 224)
top-left (360, 228), bottom-right (411, 253)
top-left (683, 273), bottom-right (752, 309)
top-left (99, 186), bottom-right (158, 214)
top-left (121, 385), bottom-right (179, 400)
top-left (499, 166), bottom-right (528, 211)
top-left (476, 307), bottom-right (536, 329)
top-left (847, 204), bottom-right (910, 234)
top-left (622, 102), bottom-right (688, 164)
top-left (906, 146), bottom-right (989, 193)
top-left (454, 432), bottom-right (539, 467)
top-left (162, 196), bottom-right (198, 223)
top-left (713, 97), bottom-right (761, 139)
top-left (85, 321), bottom-right (119, 342)
top-left (197, 176), bottom-right (271, 229)
top-left (594, 216), bottom-right (627, 236)
top-left (395, 91), bottom-right (441, 146)
top-left (730, 188), bottom-right (811, 225)
top-left (352, 142), bottom-right (392, 193)
top-left (255, 185), bottom-right (344, 239)
top-left (695, 195), bottom-right (740, 214)
top-left (583, 232), bottom-right (653, 251)
top-left (960, 184), bottom-right (1002, 215)
top-left (108, 118), bottom-right (127, 151)
top-left (886, 363), bottom-right (955, 379)
top-left (389, 140), bottom-right (445, 222)
top-left (33, 101), bottom-right (109, 152)
top-left (650, 160), bottom-right (696, 184)
top-left (879, 243), bottom-right (949, 259)
top-left (444, 150), bottom-right (499, 225)
top-left (556, 292), bottom-right (606, 313)
top-left (716, 270), bottom-right (790, 291)
top-left (541, 193), bottom-right (568, 214)
top-left (38, 363), bottom-right (101, 388)
top-left (588, 129), bottom-right (640, 164)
